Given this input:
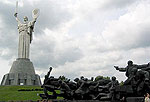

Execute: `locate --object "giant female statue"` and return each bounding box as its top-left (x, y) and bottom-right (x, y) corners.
top-left (14, 8), bottom-right (39, 59)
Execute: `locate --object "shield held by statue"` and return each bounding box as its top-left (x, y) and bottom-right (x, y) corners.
top-left (32, 9), bottom-right (40, 19)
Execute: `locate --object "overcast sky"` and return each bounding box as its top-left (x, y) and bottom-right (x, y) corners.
top-left (0, 0), bottom-right (150, 83)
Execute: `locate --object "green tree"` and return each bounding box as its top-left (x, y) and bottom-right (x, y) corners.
top-left (95, 75), bottom-right (110, 81)
top-left (120, 81), bottom-right (124, 86)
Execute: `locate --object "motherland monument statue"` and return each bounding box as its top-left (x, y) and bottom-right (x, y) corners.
top-left (1, 1), bottom-right (41, 85)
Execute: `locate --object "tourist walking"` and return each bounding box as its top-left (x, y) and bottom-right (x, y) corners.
top-left (145, 93), bottom-right (150, 102)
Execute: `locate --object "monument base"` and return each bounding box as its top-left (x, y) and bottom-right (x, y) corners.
top-left (1, 73), bottom-right (41, 85)
top-left (1, 58), bottom-right (41, 85)
top-left (126, 97), bottom-right (144, 102)
top-left (9, 58), bottom-right (36, 74)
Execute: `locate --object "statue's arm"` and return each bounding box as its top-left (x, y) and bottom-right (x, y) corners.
top-left (31, 18), bottom-right (37, 25)
top-left (47, 67), bottom-right (52, 77)
top-left (137, 64), bottom-right (148, 69)
top-left (118, 68), bottom-right (126, 72)
top-left (33, 18), bottom-right (37, 22)
top-left (137, 63), bottom-right (150, 71)
top-left (29, 18), bottom-right (37, 30)
top-left (114, 66), bottom-right (126, 72)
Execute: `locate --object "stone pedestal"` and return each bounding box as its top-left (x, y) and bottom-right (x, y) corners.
top-left (9, 58), bottom-right (35, 74)
top-left (126, 97), bottom-right (144, 102)
top-left (1, 58), bottom-right (41, 85)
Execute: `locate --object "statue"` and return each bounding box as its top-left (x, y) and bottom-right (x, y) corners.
top-left (106, 76), bottom-right (119, 100)
top-left (113, 61), bottom-right (150, 101)
top-left (43, 67), bottom-right (52, 85)
top-left (14, 1), bottom-right (39, 59)
top-left (114, 60), bottom-right (149, 80)
top-left (40, 68), bottom-right (114, 100)
top-left (42, 67), bottom-right (59, 99)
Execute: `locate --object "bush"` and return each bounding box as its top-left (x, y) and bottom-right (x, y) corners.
top-left (18, 88), bottom-right (43, 91)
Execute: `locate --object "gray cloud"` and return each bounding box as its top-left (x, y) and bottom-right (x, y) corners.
top-left (23, 0), bottom-right (72, 32)
top-left (0, 0), bottom-right (150, 83)
top-left (31, 34), bottom-right (83, 69)
top-left (102, 1), bottom-right (150, 50)
top-left (102, 0), bottom-right (138, 9)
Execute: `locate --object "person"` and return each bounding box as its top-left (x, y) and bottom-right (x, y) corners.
top-left (14, 13), bottom-right (37, 59)
top-left (145, 93), bottom-right (150, 102)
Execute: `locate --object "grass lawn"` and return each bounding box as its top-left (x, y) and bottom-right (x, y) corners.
top-left (0, 85), bottom-right (48, 101)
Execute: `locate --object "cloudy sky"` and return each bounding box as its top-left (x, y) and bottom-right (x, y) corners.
top-left (0, 0), bottom-right (150, 83)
